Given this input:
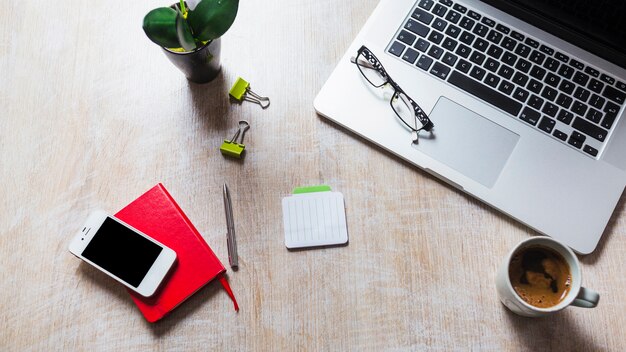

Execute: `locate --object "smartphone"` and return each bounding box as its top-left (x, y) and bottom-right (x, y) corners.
top-left (69, 210), bottom-right (177, 297)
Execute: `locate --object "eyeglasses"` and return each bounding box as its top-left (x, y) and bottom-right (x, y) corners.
top-left (351, 45), bottom-right (434, 142)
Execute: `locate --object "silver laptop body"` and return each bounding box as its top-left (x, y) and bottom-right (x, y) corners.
top-left (315, 0), bottom-right (626, 254)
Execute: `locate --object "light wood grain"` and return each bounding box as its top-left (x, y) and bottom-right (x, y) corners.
top-left (1, 0), bottom-right (625, 350)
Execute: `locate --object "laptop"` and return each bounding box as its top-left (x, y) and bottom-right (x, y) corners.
top-left (314, 0), bottom-right (626, 254)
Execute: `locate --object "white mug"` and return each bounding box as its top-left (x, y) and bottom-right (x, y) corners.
top-left (496, 237), bottom-right (599, 317)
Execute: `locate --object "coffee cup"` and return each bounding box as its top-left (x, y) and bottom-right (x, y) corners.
top-left (496, 237), bottom-right (599, 317)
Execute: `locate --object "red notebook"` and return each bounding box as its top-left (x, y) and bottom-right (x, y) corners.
top-left (115, 183), bottom-right (238, 322)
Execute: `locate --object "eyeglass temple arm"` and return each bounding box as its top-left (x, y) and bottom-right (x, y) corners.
top-left (350, 56), bottom-right (376, 69)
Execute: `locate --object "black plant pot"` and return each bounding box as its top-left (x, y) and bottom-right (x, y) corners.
top-left (162, 38), bottom-right (221, 83)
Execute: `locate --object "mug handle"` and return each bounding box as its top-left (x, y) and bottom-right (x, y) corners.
top-left (571, 287), bottom-right (600, 308)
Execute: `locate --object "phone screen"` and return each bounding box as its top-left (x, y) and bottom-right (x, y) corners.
top-left (82, 217), bottom-right (163, 287)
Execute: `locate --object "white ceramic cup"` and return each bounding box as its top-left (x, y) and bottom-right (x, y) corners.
top-left (496, 237), bottom-right (599, 317)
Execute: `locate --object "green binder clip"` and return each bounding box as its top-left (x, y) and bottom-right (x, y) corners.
top-left (220, 120), bottom-right (250, 158)
top-left (229, 77), bottom-right (270, 109)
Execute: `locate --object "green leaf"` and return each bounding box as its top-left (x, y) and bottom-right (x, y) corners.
top-left (175, 9), bottom-right (196, 51)
top-left (143, 7), bottom-right (180, 48)
top-left (187, 0), bottom-right (239, 41)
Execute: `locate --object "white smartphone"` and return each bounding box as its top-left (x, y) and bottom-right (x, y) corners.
top-left (69, 210), bottom-right (177, 297)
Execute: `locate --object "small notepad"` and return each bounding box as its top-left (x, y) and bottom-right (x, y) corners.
top-left (282, 188), bottom-right (348, 249)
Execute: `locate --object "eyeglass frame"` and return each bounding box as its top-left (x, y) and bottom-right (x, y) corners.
top-left (353, 45), bottom-right (434, 136)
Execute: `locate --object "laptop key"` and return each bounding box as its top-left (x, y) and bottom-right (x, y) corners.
top-left (515, 58), bottom-right (531, 73)
top-left (557, 65), bottom-right (574, 79)
top-left (432, 18), bottom-right (448, 31)
top-left (538, 116), bottom-right (556, 133)
top-left (453, 4), bottom-right (467, 13)
top-left (511, 31), bottom-right (525, 41)
top-left (528, 95), bottom-right (544, 110)
top-left (456, 59), bottom-right (472, 73)
top-left (555, 52), bottom-right (569, 62)
top-left (617, 81), bottom-right (626, 92)
top-left (539, 44), bottom-right (554, 56)
top-left (445, 10), bottom-right (462, 24)
top-left (405, 19), bottom-right (430, 37)
top-left (468, 10), bottom-right (481, 20)
top-left (486, 45), bottom-right (504, 59)
top-left (427, 45), bottom-right (444, 59)
top-left (542, 102), bottom-right (559, 117)
top-left (481, 17), bottom-right (496, 27)
top-left (569, 59), bottom-right (584, 70)
top-left (388, 42), bottom-right (406, 57)
top-left (529, 50), bottom-right (546, 65)
top-left (514, 44), bottom-right (531, 58)
top-left (487, 30), bottom-right (503, 44)
top-left (412, 8), bottom-right (434, 25)
top-left (557, 110), bottom-right (574, 125)
top-left (583, 145), bottom-right (598, 157)
top-left (527, 79), bottom-right (543, 94)
top-left (416, 55), bottom-right (434, 70)
top-left (558, 80), bottom-right (575, 95)
top-left (442, 52), bottom-right (458, 66)
top-left (574, 87), bottom-right (591, 102)
top-left (414, 38), bottom-right (430, 52)
top-left (545, 73), bottom-right (560, 88)
top-left (600, 74), bottom-right (615, 85)
top-left (572, 101), bottom-right (588, 116)
top-left (556, 93), bottom-right (573, 109)
top-left (485, 73), bottom-right (500, 88)
top-left (442, 37), bottom-right (458, 51)
top-left (494, 24), bottom-right (509, 35)
top-left (588, 79), bottom-right (604, 94)
top-left (530, 65), bottom-right (546, 80)
top-left (589, 94), bottom-right (605, 110)
top-left (439, 0), bottom-right (453, 7)
top-left (586, 108), bottom-right (603, 124)
top-left (433, 4), bottom-right (447, 17)
top-left (430, 62), bottom-right (451, 80)
top-left (519, 107), bottom-right (540, 126)
top-left (445, 25), bottom-right (461, 38)
top-left (572, 117), bottom-right (607, 142)
top-left (525, 38), bottom-right (540, 49)
top-left (513, 88), bottom-right (530, 103)
top-left (573, 71), bottom-right (589, 86)
top-left (484, 58), bottom-right (500, 72)
top-left (428, 31), bottom-right (444, 44)
top-left (402, 48), bottom-right (420, 64)
top-left (544, 58), bottom-right (560, 72)
top-left (502, 51), bottom-right (517, 66)
top-left (512, 72), bottom-right (528, 86)
top-left (553, 129), bottom-right (567, 141)
top-left (448, 71), bottom-right (522, 115)
top-left (602, 86), bottom-right (626, 104)
top-left (397, 30), bottom-right (417, 46)
top-left (498, 80), bottom-right (515, 95)
top-left (602, 102), bottom-right (620, 129)
top-left (418, 0), bottom-right (434, 10)
top-left (459, 17), bottom-right (475, 30)
top-left (497, 65), bottom-right (514, 80)
top-left (502, 38), bottom-right (517, 52)
top-left (568, 132), bottom-right (585, 149)
top-left (585, 67), bottom-right (600, 77)
top-left (456, 44), bottom-right (471, 58)
top-left (459, 31), bottom-right (475, 45)
top-left (473, 24), bottom-right (489, 37)
top-left (470, 66), bottom-right (487, 80)
top-left (470, 51), bottom-right (486, 65)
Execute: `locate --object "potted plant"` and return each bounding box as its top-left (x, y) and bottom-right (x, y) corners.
top-left (143, 0), bottom-right (239, 83)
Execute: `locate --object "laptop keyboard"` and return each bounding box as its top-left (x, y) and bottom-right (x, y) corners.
top-left (387, 0), bottom-right (626, 158)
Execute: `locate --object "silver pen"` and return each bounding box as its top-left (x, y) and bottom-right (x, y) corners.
top-left (223, 183), bottom-right (238, 268)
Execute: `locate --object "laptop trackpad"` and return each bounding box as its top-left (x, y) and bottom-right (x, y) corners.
top-left (414, 97), bottom-right (519, 188)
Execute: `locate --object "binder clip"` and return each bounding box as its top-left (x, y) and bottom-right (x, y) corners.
top-left (220, 120), bottom-right (250, 159)
top-left (229, 77), bottom-right (270, 109)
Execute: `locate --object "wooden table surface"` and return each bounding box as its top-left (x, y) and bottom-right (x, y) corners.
top-left (2, 0), bottom-right (625, 350)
